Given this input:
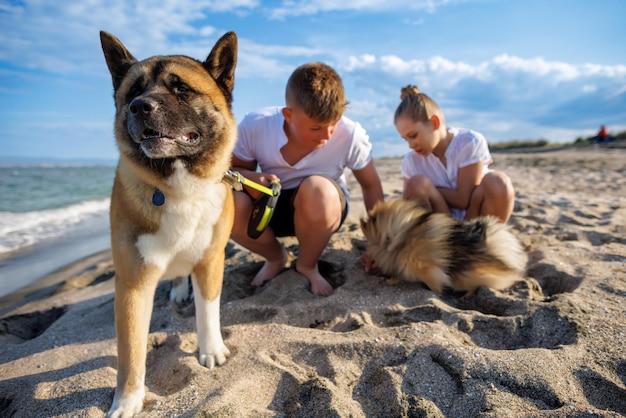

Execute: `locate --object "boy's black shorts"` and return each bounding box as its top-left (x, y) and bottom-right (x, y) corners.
top-left (248, 175), bottom-right (348, 238)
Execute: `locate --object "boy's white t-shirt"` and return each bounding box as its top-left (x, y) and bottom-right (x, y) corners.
top-left (401, 127), bottom-right (492, 219)
top-left (235, 106), bottom-right (373, 201)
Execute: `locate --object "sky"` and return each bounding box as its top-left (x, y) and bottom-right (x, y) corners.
top-left (1, 0), bottom-right (625, 160)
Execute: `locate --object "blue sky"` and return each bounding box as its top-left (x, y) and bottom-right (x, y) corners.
top-left (1, 0), bottom-right (625, 160)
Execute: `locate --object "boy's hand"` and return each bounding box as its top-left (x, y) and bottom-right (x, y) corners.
top-left (248, 171), bottom-right (279, 186)
top-left (259, 173), bottom-right (280, 185)
top-left (243, 172), bottom-right (280, 198)
top-left (362, 252), bottom-right (378, 272)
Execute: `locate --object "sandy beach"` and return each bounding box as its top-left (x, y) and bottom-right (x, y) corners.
top-left (1, 144), bottom-right (625, 417)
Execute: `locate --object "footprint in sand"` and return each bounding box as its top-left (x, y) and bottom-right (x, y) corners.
top-left (574, 367), bottom-right (626, 414)
top-left (144, 334), bottom-right (195, 397)
top-left (0, 306), bottom-right (66, 342)
top-left (378, 298), bottom-right (577, 350)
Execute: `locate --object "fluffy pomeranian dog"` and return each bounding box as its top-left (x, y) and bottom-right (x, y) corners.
top-left (360, 199), bottom-right (527, 295)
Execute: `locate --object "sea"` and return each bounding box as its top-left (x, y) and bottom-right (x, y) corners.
top-left (0, 163), bottom-right (116, 298)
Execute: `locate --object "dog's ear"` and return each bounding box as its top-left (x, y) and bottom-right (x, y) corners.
top-left (204, 31), bottom-right (238, 104)
top-left (100, 31), bottom-right (137, 91)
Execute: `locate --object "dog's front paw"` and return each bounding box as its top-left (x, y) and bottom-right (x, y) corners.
top-left (386, 277), bottom-right (402, 286)
top-left (199, 342), bottom-right (231, 369)
top-left (107, 389), bottom-right (144, 418)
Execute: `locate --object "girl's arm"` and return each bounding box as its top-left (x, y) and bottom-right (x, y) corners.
top-left (403, 176), bottom-right (451, 215)
top-left (437, 161), bottom-right (483, 210)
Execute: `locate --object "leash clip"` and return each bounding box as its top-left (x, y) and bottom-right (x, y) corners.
top-left (222, 169), bottom-right (244, 191)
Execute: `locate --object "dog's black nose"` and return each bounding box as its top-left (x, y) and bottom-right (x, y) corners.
top-left (129, 97), bottom-right (158, 116)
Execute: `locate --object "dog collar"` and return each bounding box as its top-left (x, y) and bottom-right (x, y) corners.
top-left (151, 172), bottom-right (249, 207)
top-left (152, 189), bottom-right (166, 206)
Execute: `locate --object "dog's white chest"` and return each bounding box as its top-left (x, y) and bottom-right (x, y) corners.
top-left (135, 169), bottom-right (226, 277)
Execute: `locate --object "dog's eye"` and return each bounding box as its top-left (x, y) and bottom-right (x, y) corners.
top-left (129, 87), bottom-right (142, 100)
top-left (173, 83), bottom-right (191, 96)
top-left (126, 78), bottom-right (145, 102)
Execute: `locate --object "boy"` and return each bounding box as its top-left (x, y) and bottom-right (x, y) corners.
top-left (230, 62), bottom-right (384, 295)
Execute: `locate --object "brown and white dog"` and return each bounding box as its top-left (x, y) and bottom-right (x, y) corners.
top-left (361, 199), bottom-right (527, 295)
top-left (100, 31), bottom-right (238, 417)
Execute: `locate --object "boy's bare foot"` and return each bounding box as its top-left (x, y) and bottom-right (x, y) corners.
top-left (295, 262), bottom-right (333, 296)
top-left (251, 247), bottom-right (288, 287)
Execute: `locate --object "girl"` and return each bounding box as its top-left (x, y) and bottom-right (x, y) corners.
top-left (394, 85), bottom-right (514, 222)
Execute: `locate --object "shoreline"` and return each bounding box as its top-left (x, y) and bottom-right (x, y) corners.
top-left (0, 217), bottom-right (110, 300)
top-left (2, 146), bottom-right (624, 303)
top-left (2, 146), bottom-right (624, 304)
top-left (0, 249), bottom-right (113, 315)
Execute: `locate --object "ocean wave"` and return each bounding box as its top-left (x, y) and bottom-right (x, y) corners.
top-left (0, 198), bottom-right (111, 254)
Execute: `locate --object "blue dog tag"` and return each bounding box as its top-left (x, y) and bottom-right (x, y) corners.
top-left (152, 190), bottom-right (165, 206)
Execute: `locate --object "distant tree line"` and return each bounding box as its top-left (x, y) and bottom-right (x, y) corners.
top-left (489, 129), bottom-right (626, 151)
top-left (574, 129), bottom-right (626, 145)
top-left (489, 139), bottom-right (549, 151)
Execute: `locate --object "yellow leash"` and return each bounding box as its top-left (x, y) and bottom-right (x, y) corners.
top-left (222, 170), bottom-right (281, 238)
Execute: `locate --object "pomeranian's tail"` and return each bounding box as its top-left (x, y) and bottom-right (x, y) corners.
top-left (485, 218), bottom-right (527, 274)
top-left (456, 217), bottom-right (528, 294)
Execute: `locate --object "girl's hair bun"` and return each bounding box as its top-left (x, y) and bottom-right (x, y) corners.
top-left (400, 85), bottom-right (421, 101)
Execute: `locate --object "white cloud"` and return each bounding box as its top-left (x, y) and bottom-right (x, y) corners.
top-left (491, 54), bottom-right (581, 82)
top-left (267, 0), bottom-right (463, 20)
top-left (0, 0), bottom-right (260, 75)
top-left (581, 62), bottom-right (626, 78)
top-left (232, 40), bottom-right (324, 79)
top-left (343, 52), bottom-right (626, 89)
top-left (198, 26), bottom-right (218, 37)
top-left (379, 55), bottom-right (423, 75)
top-left (335, 52), bottom-right (626, 149)
top-left (344, 54), bottom-right (377, 71)
top-left (236, 54), bottom-right (292, 80)
top-left (427, 56), bottom-right (484, 81)
top-left (240, 41), bottom-right (323, 58)
top-left (582, 85), bottom-right (597, 93)
top-left (345, 99), bottom-right (394, 130)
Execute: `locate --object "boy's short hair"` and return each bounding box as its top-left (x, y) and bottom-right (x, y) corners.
top-left (285, 62), bottom-right (348, 123)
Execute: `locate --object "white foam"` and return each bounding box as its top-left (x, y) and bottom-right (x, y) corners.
top-left (0, 198), bottom-right (111, 255)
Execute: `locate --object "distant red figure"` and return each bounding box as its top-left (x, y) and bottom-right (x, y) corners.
top-left (595, 125), bottom-right (613, 143)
